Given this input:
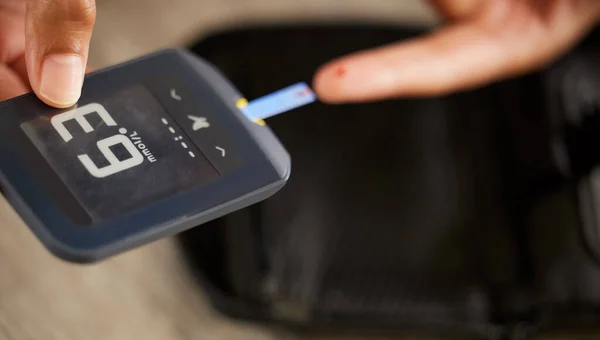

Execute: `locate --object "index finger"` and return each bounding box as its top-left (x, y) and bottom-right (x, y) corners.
top-left (312, 1), bottom-right (600, 103)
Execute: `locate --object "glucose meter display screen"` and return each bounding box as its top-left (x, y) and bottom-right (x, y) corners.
top-left (20, 84), bottom-right (219, 222)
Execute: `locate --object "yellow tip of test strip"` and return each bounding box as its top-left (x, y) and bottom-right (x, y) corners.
top-left (236, 97), bottom-right (265, 126)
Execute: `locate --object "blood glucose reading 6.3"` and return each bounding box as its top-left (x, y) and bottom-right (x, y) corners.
top-left (20, 84), bottom-right (219, 223)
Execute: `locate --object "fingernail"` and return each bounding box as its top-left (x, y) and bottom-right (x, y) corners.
top-left (40, 54), bottom-right (83, 106)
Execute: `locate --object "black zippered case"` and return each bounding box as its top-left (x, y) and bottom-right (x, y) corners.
top-left (178, 23), bottom-right (600, 340)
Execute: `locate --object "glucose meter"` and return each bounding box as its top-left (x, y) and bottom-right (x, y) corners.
top-left (0, 48), bottom-right (312, 263)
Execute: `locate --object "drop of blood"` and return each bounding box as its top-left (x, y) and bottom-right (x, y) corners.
top-left (335, 66), bottom-right (346, 77)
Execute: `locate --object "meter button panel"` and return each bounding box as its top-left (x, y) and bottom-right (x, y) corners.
top-left (145, 78), bottom-right (243, 175)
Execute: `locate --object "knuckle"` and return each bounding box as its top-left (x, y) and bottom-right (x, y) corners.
top-left (34, 0), bottom-right (96, 27)
top-left (75, 0), bottom-right (97, 27)
top-left (29, 0), bottom-right (97, 55)
top-left (64, 0), bottom-right (97, 28)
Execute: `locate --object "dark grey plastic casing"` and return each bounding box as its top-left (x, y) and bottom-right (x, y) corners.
top-left (0, 48), bottom-right (290, 263)
top-left (177, 49), bottom-right (291, 178)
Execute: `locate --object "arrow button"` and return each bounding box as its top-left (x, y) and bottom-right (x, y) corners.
top-left (170, 89), bottom-right (182, 101)
top-left (215, 146), bottom-right (226, 157)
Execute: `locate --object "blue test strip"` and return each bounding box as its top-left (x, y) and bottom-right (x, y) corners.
top-left (239, 82), bottom-right (316, 121)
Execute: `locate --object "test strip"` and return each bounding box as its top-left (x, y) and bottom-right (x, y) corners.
top-left (237, 82), bottom-right (316, 122)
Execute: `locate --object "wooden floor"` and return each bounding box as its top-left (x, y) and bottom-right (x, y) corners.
top-left (0, 2), bottom-right (459, 339)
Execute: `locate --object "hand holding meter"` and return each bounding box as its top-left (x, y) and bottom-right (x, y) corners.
top-left (0, 48), bottom-right (314, 263)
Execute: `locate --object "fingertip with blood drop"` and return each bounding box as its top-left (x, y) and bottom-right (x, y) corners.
top-left (312, 62), bottom-right (346, 103)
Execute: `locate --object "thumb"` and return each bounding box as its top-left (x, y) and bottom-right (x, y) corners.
top-left (25, 0), bottom-right (96, 108)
